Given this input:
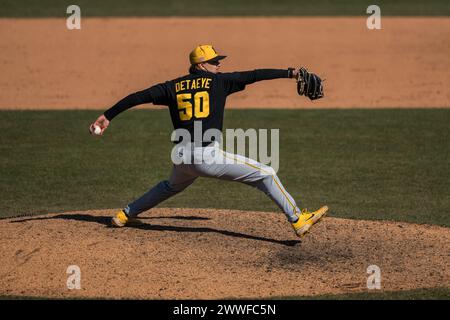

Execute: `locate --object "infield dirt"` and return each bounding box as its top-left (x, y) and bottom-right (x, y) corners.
top-left (0, 208), bottom-right (448, 299)
top-left (1, 17), bottom-right (449, 109)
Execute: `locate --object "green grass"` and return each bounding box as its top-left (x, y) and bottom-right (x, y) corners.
top-left (0, 109), bottom-right (449, 227)
top-left (1, 0), bottom-right (449, 17)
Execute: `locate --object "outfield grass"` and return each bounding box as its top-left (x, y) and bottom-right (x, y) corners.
top-left (0, 109), bottom-right (449, 226)
top-left (2, 0), bottom-right (449, 17)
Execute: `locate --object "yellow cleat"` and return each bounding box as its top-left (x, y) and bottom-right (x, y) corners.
top-left (111, 210), bottom-right (129, 227)
top-left (291, 206), bottom-right (328, 238)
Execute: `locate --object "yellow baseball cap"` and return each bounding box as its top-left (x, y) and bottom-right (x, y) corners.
top-left (189, 45), bottom-right (227, 65)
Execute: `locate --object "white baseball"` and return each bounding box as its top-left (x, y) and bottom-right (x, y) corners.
top-left (93, 125), bottom-right (102, 135)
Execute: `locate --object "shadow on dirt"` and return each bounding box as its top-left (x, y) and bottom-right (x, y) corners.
top-left (10, 213), bottom-right (300, 247)
top-left (10, 213), bottom-right (112, 225)
top-left (142, 216), bottom-right (211, 221)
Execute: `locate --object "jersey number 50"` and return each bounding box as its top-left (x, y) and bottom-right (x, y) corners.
top-left (177, 91), bottom-right (210, 121)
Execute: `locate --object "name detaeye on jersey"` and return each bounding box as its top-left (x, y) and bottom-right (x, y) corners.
top-left (175, 78), bottom-right (212, 93)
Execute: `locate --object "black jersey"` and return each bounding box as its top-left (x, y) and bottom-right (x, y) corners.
top-left (104, 68), bottom-right (290, 143)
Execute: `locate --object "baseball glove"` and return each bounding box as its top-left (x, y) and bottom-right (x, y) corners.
top-left (296, 67), bottom-right (324, 101)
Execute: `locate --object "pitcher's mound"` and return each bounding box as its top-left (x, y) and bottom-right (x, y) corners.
top-left (0, 208), bottom-right (448, 299)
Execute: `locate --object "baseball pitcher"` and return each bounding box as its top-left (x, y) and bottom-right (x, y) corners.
top-left (90, 45), bottom-right (327, 237)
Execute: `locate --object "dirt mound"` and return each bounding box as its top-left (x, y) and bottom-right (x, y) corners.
top-left (1, 18), bottom-right (449, 109)
top-left (0, 208), bottom-right (448, 299)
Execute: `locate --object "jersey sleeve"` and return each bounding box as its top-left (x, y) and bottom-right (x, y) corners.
top-left (104, 82), bottom-right (170, 121)
top-left (220, 69), bottom-right (290, 95)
